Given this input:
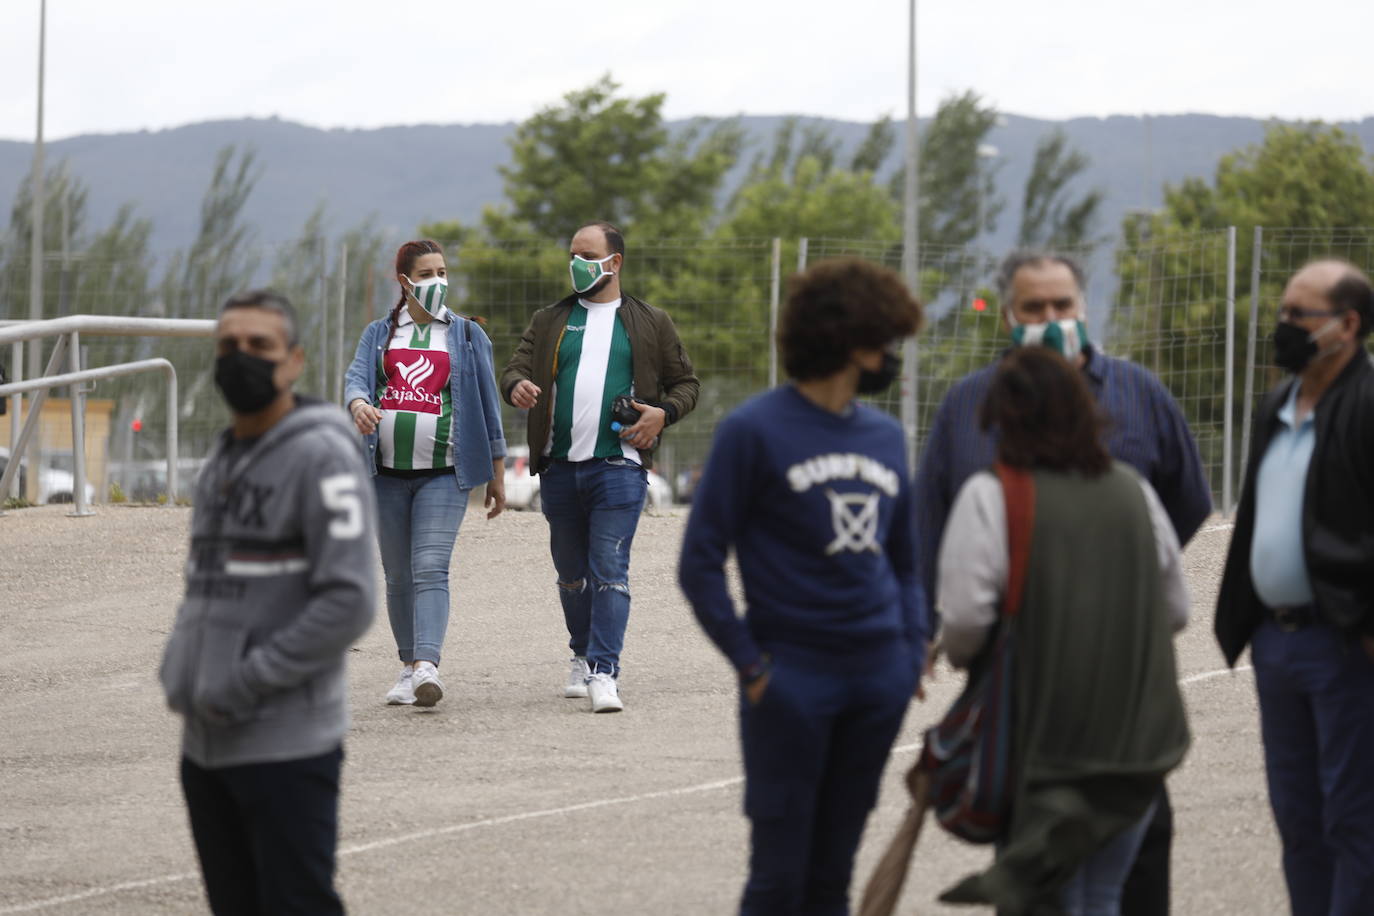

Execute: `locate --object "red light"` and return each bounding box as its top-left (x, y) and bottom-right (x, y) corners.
top-left (972, 298), bottom-right (987, 312)
top-left (131, 418), bottom-right (143, 432)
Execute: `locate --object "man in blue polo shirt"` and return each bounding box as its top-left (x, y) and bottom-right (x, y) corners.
top-left (1216, 260), bottom-right (1374, 916)
top-left (915, 251), bottom-right (1211, 916)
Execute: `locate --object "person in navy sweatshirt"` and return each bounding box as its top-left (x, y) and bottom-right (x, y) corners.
top-left (679, 256), bottom-right (927, 915)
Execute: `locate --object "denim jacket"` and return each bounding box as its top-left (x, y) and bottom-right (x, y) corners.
top-left (343, 311), bottom-right (508, 490)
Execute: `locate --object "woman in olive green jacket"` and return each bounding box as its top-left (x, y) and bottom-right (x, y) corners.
top-left (936, 346), bottom-right (1191, 916)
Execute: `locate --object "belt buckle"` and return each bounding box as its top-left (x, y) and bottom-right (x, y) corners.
top-left (1272, 606), bottom-right (1304, 632)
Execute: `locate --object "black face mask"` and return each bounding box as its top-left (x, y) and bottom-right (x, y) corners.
top-left (215, 349), bottom-right (280, 414)
top-left (1272, 321), bottom-right (1320, 374)
top-left (857, 351), bottom-right (901, 395)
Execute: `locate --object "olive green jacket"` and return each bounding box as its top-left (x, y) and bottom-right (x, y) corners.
top-left (941, 465), bottom-right (1191, 915)
top-left (499, 293), bottom-right (699, 471)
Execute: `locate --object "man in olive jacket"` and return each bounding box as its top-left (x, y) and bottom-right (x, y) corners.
top-left (501, 221), bottom-right (699, 712)
top-left (1215, 260), bottom-right (1374, 916)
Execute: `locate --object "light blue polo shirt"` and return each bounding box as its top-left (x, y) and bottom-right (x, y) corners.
top-left (1249, 381), bottom-right (1316, 608)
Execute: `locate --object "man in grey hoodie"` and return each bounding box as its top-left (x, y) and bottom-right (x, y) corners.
top-left (159, 290), bottom-right (377, 915)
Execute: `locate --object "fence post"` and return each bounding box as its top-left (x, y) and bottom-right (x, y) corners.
top-left (166, 363), bottom-right (179, 504)
top-left (1239, 226), bottom-right (1263, 497)
top-left (68, 330), bottom-right (93, 516)
top-left (317, 236), bottom-right (329, 398)
top-left (1223, 226), bottom-right (1236, 516)
top-left (8, 340), bottom-right (21, 499)
top-left (335, 242), bottom-right (348, 404)
top-left (0, 336), bottom-right (67, 512)
top-left (768, 238), bottom-right (781, 389)
top-left (797, 237), bottom-right (808, 272)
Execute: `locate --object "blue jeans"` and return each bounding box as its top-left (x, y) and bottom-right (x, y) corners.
top-left (1252, 618), bottom-right (1374, 916)
top-left (539, 457), bottom-right (646, 677)
top-left (1060, 800), bottom-right (1157, 916)
top-left (738, 642), bottom-right (916, 915)
top-left (181, 747), bottom-right (344, 916)
top-left (374, 471), bottom-right (468, 667)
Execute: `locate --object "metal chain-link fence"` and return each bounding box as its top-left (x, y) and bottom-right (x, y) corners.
top-left (4, 228), bottom-right (1372, 509)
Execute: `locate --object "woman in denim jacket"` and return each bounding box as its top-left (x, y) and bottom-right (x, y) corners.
top-left (344, 240), bottom-right (507, 708)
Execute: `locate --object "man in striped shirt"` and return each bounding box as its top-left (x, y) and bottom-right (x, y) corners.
top-left (502, 221), bottom-right (700, 713)
top-left (914, 251), bottom-right (1211, 916)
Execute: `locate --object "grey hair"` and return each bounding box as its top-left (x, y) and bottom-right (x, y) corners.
top-left (996, 251), bottom-right (1087, 309)
top-left (219, 289), bottom-right (300, 346)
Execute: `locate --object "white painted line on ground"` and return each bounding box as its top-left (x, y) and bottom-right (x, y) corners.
top-left (0, 873), bottom-right (198, 915)
top-left (0, 662), bottom-right (1255, 913)
top-left (339, 776), bottom-right (745, 857)
top-left (1180, 664), bottom-right (1251, 685)
top-left (1199, 523), bottom-right (1235, 533)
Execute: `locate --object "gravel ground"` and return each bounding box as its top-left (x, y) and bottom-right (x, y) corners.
top-left (0, 503), bottom-right (1284, 914)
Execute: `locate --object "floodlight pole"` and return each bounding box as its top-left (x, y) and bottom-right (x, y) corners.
top-left (899, 0), bottom-right (920, 468)
top-left (25, 0), bottom-right (48, 503)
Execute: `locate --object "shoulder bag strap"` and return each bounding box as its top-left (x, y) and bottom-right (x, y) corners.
top-left (995, 463), bottom-right (1035, 619)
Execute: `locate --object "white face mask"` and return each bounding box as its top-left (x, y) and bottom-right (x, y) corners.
top-left (405, 275), bottom-right (448, 317)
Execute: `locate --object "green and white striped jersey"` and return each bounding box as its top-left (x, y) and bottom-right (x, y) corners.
top-left (548, 299), bottom-right (637, 463)
top-left (374, 308), bottom-right (456, 470)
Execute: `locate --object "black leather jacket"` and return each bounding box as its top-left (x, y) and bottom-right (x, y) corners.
top-left (1216, 351), bottom-right (1374, 665)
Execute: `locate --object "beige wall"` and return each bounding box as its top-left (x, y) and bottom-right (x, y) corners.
top-left (1, 398), bottom-right (114, 503)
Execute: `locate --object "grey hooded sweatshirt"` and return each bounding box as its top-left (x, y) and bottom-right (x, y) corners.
top-left (160, 397), bottom-right (377, 768)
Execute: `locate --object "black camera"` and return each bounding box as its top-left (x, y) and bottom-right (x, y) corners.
top-left (611, 395), bottom-right (641, 427)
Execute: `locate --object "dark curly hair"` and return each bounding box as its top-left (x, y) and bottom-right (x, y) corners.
top-left (979, 346), bottom-right (1110, 476)
top-left (778, 257), bottom-right (924, 381)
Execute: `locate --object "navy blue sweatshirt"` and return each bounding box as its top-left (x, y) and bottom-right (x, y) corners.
top-left (678, 385), bottom-right (929, 674)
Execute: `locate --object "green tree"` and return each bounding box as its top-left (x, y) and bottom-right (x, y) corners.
top-left (149, 145), bottom-right (262, 453)
top-left (1113, 122), bottom-right (1374, 499)
top-left (692, 117), bottom-right (903, 390)
top-left (499, 74), bottom-right (742, 240)
top-left (1018, 129), bottom-right (1103, 250)
top-left (890, 91), bottom-right (1002, 255)
top-left (717, 119), bottom-right (902, 244)
top-left (0, 161), bottom-right (90, 322)
top-left (158, 145), bottom-right (261, 320)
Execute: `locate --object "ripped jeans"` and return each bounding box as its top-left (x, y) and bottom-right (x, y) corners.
top-left (540, 457), bottom-right (647, 677)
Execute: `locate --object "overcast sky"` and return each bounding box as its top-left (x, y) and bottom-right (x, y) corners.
top-left (1, 0), bottom-right (1370, 142)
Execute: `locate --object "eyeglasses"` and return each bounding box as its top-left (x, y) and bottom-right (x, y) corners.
top-left (1278, 304), bottom-right (1341, 322)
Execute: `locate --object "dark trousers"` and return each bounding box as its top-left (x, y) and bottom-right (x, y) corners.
top-left (180, 747), bottom-right (345, 916)
top-left (738, 642), bottom-right (915, 915)
top-left (1252, 618), bottom-right (1374, 916)
top-left (1120, 785), bottom-right (1173, 916)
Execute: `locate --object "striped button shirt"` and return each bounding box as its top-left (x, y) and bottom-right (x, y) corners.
top-left (914, 346), bottom-right (1212, 610)
top-left (375, 308), bottom-right (455, 470)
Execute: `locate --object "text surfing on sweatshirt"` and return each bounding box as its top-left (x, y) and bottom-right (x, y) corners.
top-left (786, 452), bottom-right (900, 497)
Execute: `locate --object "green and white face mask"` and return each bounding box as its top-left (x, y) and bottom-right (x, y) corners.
top-left (570, 254), bottom-right (616, 295)
top-left (1010, 317), bottom-right (1090, 360)
top-left (405, 275), bottom-right (448, 318)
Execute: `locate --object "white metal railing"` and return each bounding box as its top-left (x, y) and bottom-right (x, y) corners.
top-left (0, 359), bottom-right (179, 514)
top-left (0, 316), bottom-right (216, 516)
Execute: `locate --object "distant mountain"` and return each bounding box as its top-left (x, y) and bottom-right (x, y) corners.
top-left (1, 113), bottom-right (1372, 262)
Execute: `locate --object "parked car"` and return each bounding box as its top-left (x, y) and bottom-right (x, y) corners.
top-left (674, 464), bottom-right (704, 504)
top-left (0, 447), bottom-right (97, 505)
top-left (106, 458), bottom-right (208, 502)
top-left (503, 446), bottom-right (540, 511)
top-left (502, 445), bottom-right (673, 512)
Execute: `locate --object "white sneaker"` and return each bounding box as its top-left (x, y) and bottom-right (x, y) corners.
top-left (412, 661), bottom-right (444, 707)
top-left (587, 672), bottom-right (623, 713)
top-left (563, 656), bottom-right (590, 698)
top-left (385, 666), bottom-right (416, 705)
